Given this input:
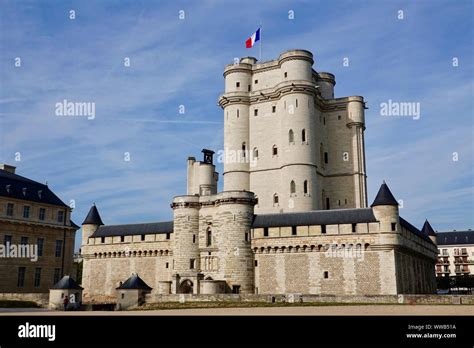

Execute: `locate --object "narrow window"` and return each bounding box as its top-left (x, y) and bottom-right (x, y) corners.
top-left (166, 262), bottom-right (169, 268)
top-left (190, 259), bottom-right (196, 269)
top-left (352, 223), bottom-right (357, 233)
top-left (34, 268), bottom-right (41, 287)
top-left (338, 115), bottom-right (342, 120)
top-left (121, 293), bottom-right (125, 299)
top-left (272, 106), bottom-right (276, 113)
top-left (263, 227), bottom-right (269, 237)
top-left (254, 79), bottom-right (258, 84)
top-left (289, 129), bottom-right (294, 143)
top-left (6, 203), bottom-right (14, 216)
top-left (166, 233), bottom-right (170, 240)
top-left (193, 234), bottom-right (196, 243)
top-left (391, 223), bottom-right (396, 231)
top-left (248, 85), bottom-right (251, 91)
top-left (273, 194), bottom-right (279, 204)
top-left (292, 226), bottom-right (297, 236)
top-left (321, 225), bottom-right (327, 234)
top-left (255, 260), bottom-right (258, 267)
top-left (120, 235), bottom-right (125, 242)
top-left (338, 200), bottom-right (341, 206)
top-left (284, 72), bottom-right (288, 78)
top-left (254, 109), bottom-right (258, 116)
top-left (320, 143), bottom-right (324, 167)
top-left (242, 142), bottom-right (246, 158)
top-left (272, 145), bottom-right (278, 156)
top-left (57, 210), bottom-right (64, 223)
top-left (206, 228), bottom-right (212, 247)
top-left (345, 199), bottom-right (348, 204)
top-left (100, 237), bottom-right (105, 244)
top-left (324, 271), bottom-right (329, 279)
top-left (245, 232), bottom-right (249, 242)
top-left (141, 234), bottom-right (145, 241)
top-left (37, 238), bottom-right (44, 257)
top-left (23, 206), bottom-right (30, 218)
top-left (236, 82), bottom-right (240, 88)
top-left (324, 152), bottom-right (328, 164)
top-left (296, 99), bottom-right (298, 108)
top-left (232, 285), bottom-right (241, 294)
top-left (290, 180), bottom-right (296, 194)
top-left (237, 109), bottom-right (240, 118)
top-left (323, 117), bottom-right (326, 125)
top-left (326, 198), bottom-right (330, 210)
top-left (17, 267), bottom-right (26, 287)
top-left (253, 147), bottom-right (258, 159)
top-left (55, 240), bottom-right (63, 257)
top-left (53, 268), bottom-right (61, 284)
top-left (39, 208), bottom-right (45, 221)
top-left (303, 180), bottom-right (308, 194)
top-left (302, 129), bottom-right (306, 142)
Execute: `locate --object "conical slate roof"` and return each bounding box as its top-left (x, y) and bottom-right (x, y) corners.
top-left (370, 181), bottom-right (398, 207)
top-left (116, 274), bottom-right (152, 290)
top-left (51, 275), bottom-right (83, 290)
top-left (421, 220), bottom-right (436, 236)
top-left (82, 204), bottom-right (104, 225)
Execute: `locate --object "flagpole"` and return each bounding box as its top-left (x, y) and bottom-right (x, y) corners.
top-left (259, 22), bottom-right (262, 61)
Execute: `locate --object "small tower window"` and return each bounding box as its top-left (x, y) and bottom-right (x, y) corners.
top-left (273, 194), bottom-right (279, 205)
top-left (290, 180), bottom-right (296, 194)
top-left (190, 259), bottom-right (196, 269)
top-left (289, 129), bottom-right (294, 143)
top-left (206, 228), bottom-right (212, 247)
top-left (321, 225), bottom-right (327, 234)
top-left (254, 109), bottom-right (258, 116)
top-left (304, 180), bottom-right (308, 195)
top-left (296, 99), bottom-right (298, 108)
top-left (193, 234), bottom-right (196, 243)
top-left (326, 198), bottom-right (330, 210)
top-left (263, 227), bottom-right (269, 237)
top-left (166, 233), bottom-right (170, 240)
top-left (237, 109), bottom-right (240, 118)
top-left (254, 79), bottom-right (258, 84)
top-left (253, 147), bottom-right (258, 159)
top-left (284, 72), bottom-right (288, 78)
top-left (272, 145), bottom-right (278, 156)
top-left (324, 152), bottom-right (328, 164)
top-left (302, 129), bottom-right (306, 142)
top-left (242, 142), bottom-right (246, 158)
top-left (236, 82), bottom-right (240, 88)
top-left (141, 234), bottom-right (145, 241)
top-left (323, 117), bottom-right (326, 125)
top-left (391, 223), bottom-right (397, 231)
top-left (272, 106), bottom-right (276, 113)
top-left (248, 85), bottom-right (251, 91)
top-left (324, 271), bottom-right (329, 279)
top-left (121, 235), bottom-right (125, 242)
top-left (292, 226), bottom-right (297, 236)
top-left (352, 223), bottom-right (357, 233)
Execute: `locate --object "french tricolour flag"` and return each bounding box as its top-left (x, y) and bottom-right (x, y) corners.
top-left (245, 28), bottom-right (261, 48)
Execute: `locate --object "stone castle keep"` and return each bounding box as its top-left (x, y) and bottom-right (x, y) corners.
top-left (80, 50), bottom-right (438, 300)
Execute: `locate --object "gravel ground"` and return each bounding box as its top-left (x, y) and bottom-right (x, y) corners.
top-left (0, 305), bottom-right (473, 316)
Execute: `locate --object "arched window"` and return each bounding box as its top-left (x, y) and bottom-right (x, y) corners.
top-left (272, 145), bottom-right (278, 156)
top-left (290, 180), bottom-right (296, 194)
top-left (242, 142), bottom-right (246, 158)
top-left (304, 180), bottom-right (308, 194)
top-left (302, 129), bottom-right (306, 142)
top-left (289, 129), bottom-right (294, 143)
top-left (206, 228), bottom-right (212, 247)
top-left (273, 193), bottom-right (279, 204)
top-left (253, 147), bottom-right (258, 159)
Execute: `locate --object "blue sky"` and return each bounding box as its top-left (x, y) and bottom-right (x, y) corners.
top-left (0, 0), bottom-right (472, 250)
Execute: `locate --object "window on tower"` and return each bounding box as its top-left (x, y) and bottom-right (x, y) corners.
top-left (289, 129), bottom-right (294, 143)
top-left (206, 228), bottom-right (212, 247)
top-left (242, 142), bottom-right (246, 158)
top-left (304, 180), bottom-right (308, 195)
top-left (253, 147), bottom-right (258, 159)
top-left (272, 145), bottom-right (278, 156)
top-left (236, 82), bottom-right (240, 88)
top-left (324, 152), bottom-right (328, 164)
top-left (290, 180), bottom-right (296, 195)
top-left (254, 109), bottom-right (258, 116)
top-left (272, 105), bottom-right (276, 113)
top-left (273, 194), bottom-right (279, 205)
top-left (302, 129), bottom-right (306, 142)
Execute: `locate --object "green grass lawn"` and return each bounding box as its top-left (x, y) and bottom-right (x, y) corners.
top-left (0, 300), bottom-right (40, 308)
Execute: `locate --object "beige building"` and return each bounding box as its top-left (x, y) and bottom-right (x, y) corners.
top-left (435, 230), bottom-right (474, 277)
top-left (0, 164), bottom-right (78, 294)
top-left (80, 50), bottom-right (438, 301)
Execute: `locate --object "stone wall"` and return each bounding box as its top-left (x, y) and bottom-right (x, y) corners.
top-left (0, 292), bottom-right (49, 306)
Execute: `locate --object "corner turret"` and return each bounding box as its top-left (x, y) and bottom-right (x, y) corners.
top-left (421, 219), bottom-right (437, 245)
top-left (81, 204), bottom-right (104, 246)
top-left (371, 181), bottom-right (399, 232)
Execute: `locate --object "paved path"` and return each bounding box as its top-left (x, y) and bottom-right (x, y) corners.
top-left (0, 305), bottom-right (473, 316)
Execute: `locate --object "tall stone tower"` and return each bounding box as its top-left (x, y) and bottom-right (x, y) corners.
top-left (219, 49), bottom-right (368, 214)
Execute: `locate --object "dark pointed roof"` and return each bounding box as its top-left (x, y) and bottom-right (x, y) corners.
top-left (82, 204), bottom-right (104, 225)
top-left (50, 275), bottom-right (83, 290)
top-left (370, 181), bottom-right (398, 207)
top-left (421, 220), bottom-right (436, 236)
top-left (116, 274), bottom-right (152, 290)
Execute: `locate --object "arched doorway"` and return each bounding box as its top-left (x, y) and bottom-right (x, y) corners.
top-left (179, 279), bottom-right (193, 294)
